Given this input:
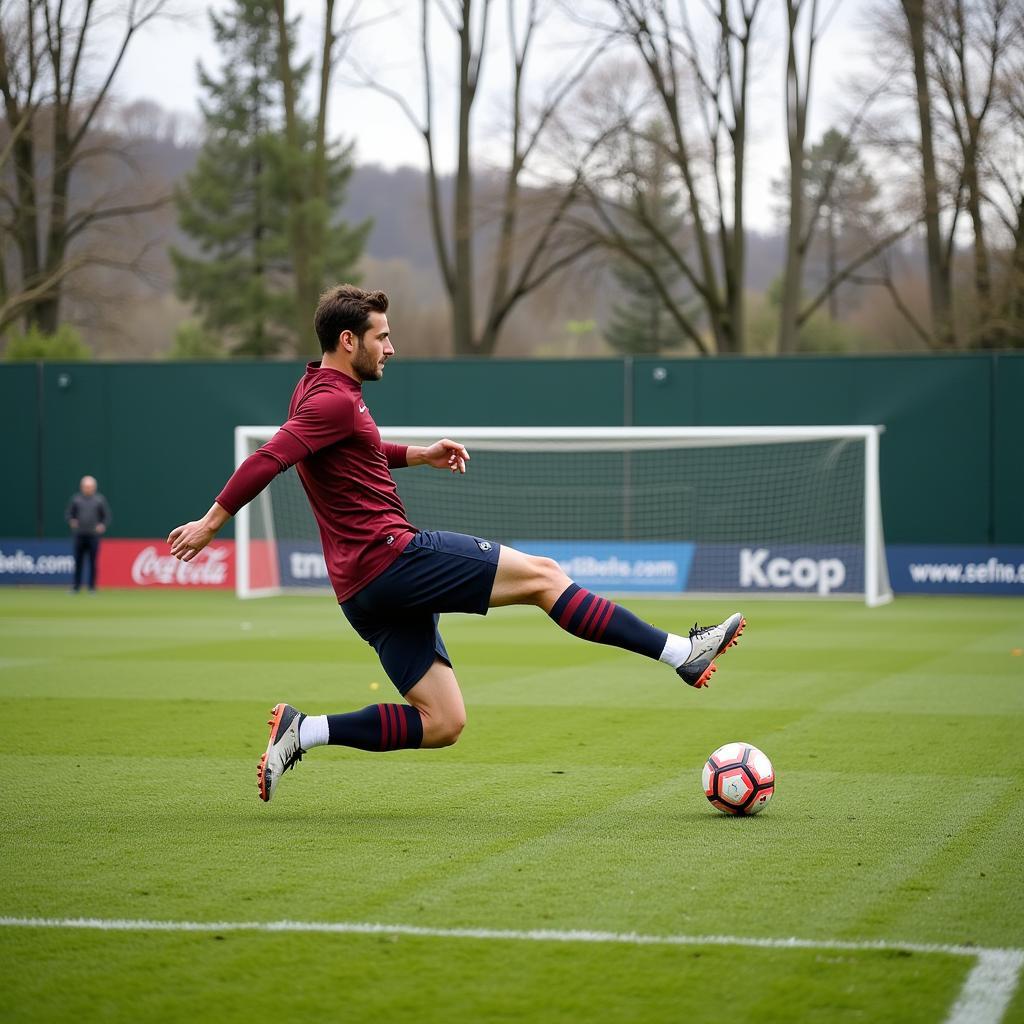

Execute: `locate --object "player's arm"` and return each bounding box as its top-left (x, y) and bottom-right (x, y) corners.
top-left (168, 501), bottom-right (232, 561)
top-left (168, 391), bottom-right (353, 562)
top-left (405, 438), bottom-right (470, 474)
top-left (168, 427), bottom-right (309, 562)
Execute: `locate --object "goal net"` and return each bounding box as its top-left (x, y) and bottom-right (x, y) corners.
top-left (234, 426), bottom-right (892, 606)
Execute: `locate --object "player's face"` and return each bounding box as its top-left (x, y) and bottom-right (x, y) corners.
top-left (352, 312), bottom-right (394, 382)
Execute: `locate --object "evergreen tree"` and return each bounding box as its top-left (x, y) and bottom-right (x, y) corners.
top-left (603, 126), bottom-right (695, 355)
top-left (172, 0), bottom-right (368, 355)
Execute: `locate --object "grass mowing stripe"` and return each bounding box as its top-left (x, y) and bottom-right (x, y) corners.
top-left (5, 919), bottom-right (1020, 1023)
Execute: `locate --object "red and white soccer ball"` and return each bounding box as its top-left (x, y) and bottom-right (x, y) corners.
top-left (702, 742), bottom-right (775, 815)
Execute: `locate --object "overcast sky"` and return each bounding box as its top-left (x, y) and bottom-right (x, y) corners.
top-left (110, 0), bottom-right (882, 232)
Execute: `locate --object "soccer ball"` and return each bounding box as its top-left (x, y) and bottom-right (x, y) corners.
top-left (702, 742), bottom-right (775, 815)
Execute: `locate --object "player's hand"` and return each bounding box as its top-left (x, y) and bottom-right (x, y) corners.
top-left (167, 520), bottom-right (217, 562)
top-left (421, 438), bottom-right (470, 474)
top-left (95, 524), bottom-right (106, 535)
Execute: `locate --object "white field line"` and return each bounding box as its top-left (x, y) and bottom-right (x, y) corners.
top-left (946, 951), bottom-right (1024, 1024)
top-left (2, 918), bottom-right (1021, 1024)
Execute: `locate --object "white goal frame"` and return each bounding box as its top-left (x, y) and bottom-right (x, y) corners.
top-left (234, 425), bottom-right (891, 606)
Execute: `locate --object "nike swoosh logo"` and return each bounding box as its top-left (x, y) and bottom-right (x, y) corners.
top-left (358, 403), bottom-right (367, 413)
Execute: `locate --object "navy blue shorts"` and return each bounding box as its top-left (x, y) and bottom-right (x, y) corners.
top-left (340, 530), bottom-right (501, 695)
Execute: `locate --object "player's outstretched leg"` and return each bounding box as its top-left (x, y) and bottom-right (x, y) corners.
top-left (490, 547), bottom-right (746, 689)
top-left (257, 702), bottom-right (306, 803)
top-left (675, 613), bottom-right (746, 688)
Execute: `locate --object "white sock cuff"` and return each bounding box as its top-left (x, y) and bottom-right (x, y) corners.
top-left (659, 633), bottom-right (693, 668)
top-left (298, 714), bottom-right (329, 750)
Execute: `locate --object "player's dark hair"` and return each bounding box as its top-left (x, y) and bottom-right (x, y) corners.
top-left (314, 285), bottom-right (390, 353)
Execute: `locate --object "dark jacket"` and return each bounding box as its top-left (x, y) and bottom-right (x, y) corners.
top-left (66, 493), bottom-right (111, 536)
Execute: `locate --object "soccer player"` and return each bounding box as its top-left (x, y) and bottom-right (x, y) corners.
top-left (167, 285), bottom-right (745, 803)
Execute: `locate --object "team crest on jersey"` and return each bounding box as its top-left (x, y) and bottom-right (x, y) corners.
top-left (477, 540), bottom-right (492, 552)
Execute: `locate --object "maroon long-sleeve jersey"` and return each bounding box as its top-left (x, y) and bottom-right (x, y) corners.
top-left (217, 361), bottom-right (415, 601)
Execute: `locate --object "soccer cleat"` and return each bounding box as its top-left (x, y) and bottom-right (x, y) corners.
top-left (257, 703), bottom-right (306, 803)
top-left (676, 612), bottom-right (746, 688)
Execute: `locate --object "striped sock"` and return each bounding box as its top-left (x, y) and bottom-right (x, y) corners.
top-left (549, 583), bottom-right (668, 660)
top-left (326, 704), bottom-right (424, 751)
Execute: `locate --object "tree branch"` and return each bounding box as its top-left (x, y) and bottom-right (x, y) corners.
top-left (568, 197), bottom-right (710, 353)
top-left (848, 269), bottom-right (934, 347)
top-left (64, 194), bottom-right (171, 243)
top-left (797, 220), bottom-right (917, 324)
top-left (0, 253), bottom-right (89, 333)
top-left (70, 0), bottom-right (170, 152)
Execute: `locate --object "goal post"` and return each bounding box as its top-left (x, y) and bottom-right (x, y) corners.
top-left (234, 425), bottom-right (892, 606)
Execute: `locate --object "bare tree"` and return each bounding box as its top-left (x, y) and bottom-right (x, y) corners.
top-left (773, 0), bottom-right (910, 351)
top-left (557, 70), bottom-right (710, 352)
top-left (568, 0), bottom-right (767, 354)
top-left (0, 0), bottom-right (171, 334)
top-left (354, 0), bottom-right (603, 355)
top-left (776, 0), bottom-right (828, 352)
top-left (778, 120), bottom-right (920, 340)
top-left (898, 0), bottom-right (958, 345)
top-left (929, 0), bottom-right (1019, 345)
top-left (871, 0), bottom-right (1022, 347)
top-left (984, 2), bottom-right (1024, 341)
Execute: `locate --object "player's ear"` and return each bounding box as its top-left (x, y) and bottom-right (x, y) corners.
top-left (339, 330), bottom-right (355, 353)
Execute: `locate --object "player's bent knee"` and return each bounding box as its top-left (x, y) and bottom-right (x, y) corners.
top-left (537, 556), bottom-right (566, 585)
top-left (424, 707), bottom-right (466, 747)
top-left (492, 547), bottom-right (571, 608)
top-left (531, 556), bottom-right (569, 602)
top-left (435, 710), bottom-right (466, 747)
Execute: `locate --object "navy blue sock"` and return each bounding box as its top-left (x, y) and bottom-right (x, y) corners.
top-left (549, 583), bottom-right (667, 660)
top-left (326, 704), bottom-right (424, 751)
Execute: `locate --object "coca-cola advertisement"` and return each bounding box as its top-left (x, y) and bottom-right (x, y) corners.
top-left (94, 539), bottom-right (235, 589)
top-left (0, 538), bottom-right (236, 588)
top-left (130, 542), bottom-right (232, 587)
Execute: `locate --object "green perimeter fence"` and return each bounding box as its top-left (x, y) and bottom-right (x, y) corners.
top-left (2, 352), bottom-right (1021, 545)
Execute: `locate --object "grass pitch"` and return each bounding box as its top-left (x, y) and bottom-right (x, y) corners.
top-left (1, 588), bottom-right (1022, 1023)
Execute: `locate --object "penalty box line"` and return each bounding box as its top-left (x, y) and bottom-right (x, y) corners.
top-left (2, 917), bottom-right (1022, 1024)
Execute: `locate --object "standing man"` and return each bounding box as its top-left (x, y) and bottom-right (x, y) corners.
top-left (66, 475), bottom-right (110, 593)
top-left (167, 285), bottom-right (745, 803)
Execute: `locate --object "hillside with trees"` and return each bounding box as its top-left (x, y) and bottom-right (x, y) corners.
top-left (2, 0), bottom-right (1022, 358)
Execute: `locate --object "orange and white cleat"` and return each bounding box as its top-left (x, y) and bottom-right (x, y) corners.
top-left (676, 613), bottom-right (746, 688)
top-left (257, 703), bottom-right (306, 803)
